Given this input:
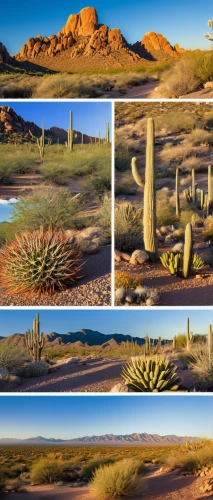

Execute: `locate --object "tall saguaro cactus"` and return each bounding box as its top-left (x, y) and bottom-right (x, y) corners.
top-left (208, 324), bottom-right (213, 369)
top-left (192, 169), bottom-right (196, 204)
top-left (175, 167), bottom-right (180, 217)
top-left (132, 118), bottom-right (158, 261)
top-left (207, 165), bottom-right (212, 216)
top-left (186, 317), bottom-right (190, 351)
top-left (68, 111), bottom-right (73, 152)
top-left (25, 313), bottom-right (45, 362)
top-left (183, 223), bottom-right (193, 279)
top-left (145, 334), bottom-right (150, 356)
top-left (106, 122), bottom-right (110, 143)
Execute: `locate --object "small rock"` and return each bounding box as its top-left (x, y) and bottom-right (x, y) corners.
top-left (110, 383), bottom-right (129, 392)
top-left (130, 249), bottom-right (149, 265)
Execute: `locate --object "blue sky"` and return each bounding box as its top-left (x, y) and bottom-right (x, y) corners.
top-left (0, 310), bottom-right (212, 339)
top-left (0, 102), bottom-right (111, 139)
top-left (0, 396), bottom-right (212, 439)
top-left (1, 0), bottom-right (212, 54)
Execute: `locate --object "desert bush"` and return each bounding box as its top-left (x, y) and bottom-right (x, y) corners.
top-left (159, 143), bottom-right (195, 164)
top-left (115, 203), bottom-right (143, 251)
top-left (31, 454), bottom-right (65, 484)
top-left (202, 216), bottom-right (213, 240)
top-left (180, 156), bottom-right (203, 172)
top-left (90, 459), bottom-right (144, 499)
top-left (6, 478), bottom-right (26, 492)
top-left (189, 345), bottom-right (213, 391)
top-left (122, 357), bottom-right (182, 392)
top-left (0, 158), bottom-right (17, 184)
top-left (0, 226), bottom-right (83, 296)
top-left (115, 149), bottom-right (131, 172)
top-left (163, 440), bottom-right (213, 472)
top-left (175, 334), bottom-right (187, 348)
top-left (115, 272), bottom-right (141, 290)
top-left (0, 344), bottom-right (28, 372)
top-left (179, 210), bottom-right (196, 227)
top-left (97, 196), bottom-right (111, 242)
top-left (10, 187), bottom-right (83, 233)
top-left (82, 458), bottom-right (114, 480)
top-left (23, 361), bottom-right (48, 378)
top-left (154, 110), bottom-right (198, 134)
top-left (115, 172), bottom-right (136, 196)
top-left (184, 129), bottom-right (211, 146)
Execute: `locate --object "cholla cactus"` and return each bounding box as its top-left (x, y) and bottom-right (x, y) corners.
top-left (0, 226), bottom-right (83, 296)
top-left (122, 357), bottom-right (182, 392)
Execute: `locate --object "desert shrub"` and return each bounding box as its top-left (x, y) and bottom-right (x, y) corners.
top-left (181, 156), bottom-right (203, 172)
top-left (97, 196), bottom-right (111, 241)
top-left (90, 459), bottom-right (143, 499)
top-left (6, 478), bottom-right (26, 492)
top-left (115, 203), bottom-right (143, 251)
top-left (0, 344), bottom-right (28, 372)
top-left (23, 361), bottom-right (48, 378)
top-left (202, 216), bottom-right (213, 240)
top-left (189, 345), bottom-right (213, 391)
top-left (10, 187), bottom-right (83, 232)
top-left (156, 204), bottom-right (178, 227)
top-left (154, 110), bottom-right (198, 134)
top-left (82, 458), bottom-right (114, 480)
top-left (175, 335), bottom-right (187, 348)
top-left (184, 129), bottom-right (211, 146)
top-left (115, 172), bottom-right (136, 196)
top-left (163, 440), bottom-right (213, 472)
top-left (159, 143), bottom-right (194, 164)
top-left (0, 158), bottom-right (17, 184)
top-left (115, 272), bottom-right (141, 290)
top-left (122, 357), bottom-right (182, 392)
top-left (115, 149), bottom-right (131, 172)
top-left (0, 226), bottom-right (83, 296)
top-left (179, 210), bottom-right (196, 227)
top-left (31, 454), bottom-right (64, 484)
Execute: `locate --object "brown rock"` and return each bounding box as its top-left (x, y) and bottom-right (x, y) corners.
top-left (0, 42), bottom-right (13, 63)
top-left (20, 44), bottom-right (28, 57)
top-left (62, 13), bottom-right (79, 36)
top-left (27, 37), bottom-right (35, 51)
top-left (4, 122), bottom-right (13, 131)
top-left (141, 32), bottom-right (179, 59)
top-left (62, 7), bottom-right (98, 37)
top-left (108, 28), bottom-right (125, 50)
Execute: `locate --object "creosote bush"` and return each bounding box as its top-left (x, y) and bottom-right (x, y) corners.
top-left (31, 454), bottom-right (64, 484)
top-left (82, 458), bottom-right (114, 480)
top-left (90, 459), bottom-right (144, 499)
top-left (0, 226), bottom-right (83, 296)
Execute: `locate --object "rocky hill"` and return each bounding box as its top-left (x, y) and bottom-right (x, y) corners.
top-left (1, 7), bottom-right (184, 72)
top-left (0, 328), bottom-right (172, 348)
top-left (0, 433), bottom-right (198, 446)
top-left (0, 42), bottom-right (13, 64)
top-left (0, 105), bottom-right (97, 144)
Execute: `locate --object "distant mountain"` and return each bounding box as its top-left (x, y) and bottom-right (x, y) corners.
top-left (0, 433), bottom-right (198, 446)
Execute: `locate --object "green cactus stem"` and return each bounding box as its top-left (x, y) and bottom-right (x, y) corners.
top-left (207, 165), bottom-right (212, 216)
top-left (208, 324), bottom-right (212, 369)
top-left (25, 313), bottom-right (45, 362)
top-left (186, 317), bottom-right (190, 351)
top-left (183, 223), bottom-right (193, 279)
top-left (173, 335), bottom-right (177, 350)
top-left (192, 253), bottom-right (205, 271)
top-left (160, 251), bottom-right (180, 276)
top-left (145, 334), bottom-right (150, 356)
top-left (68, 111), bottom-right (73, 152)
top-left (175, 167), bottom-right (180, 217)
top-left (200, 189), bottom-right (205, 210)
top-left (122, 357), bottom-right (182, 392)
top-left (192, 169), bottom-right (196, 204)
top-left (132, 118), bottom-right (158, 261)
top-left (106, 122), bottom-right (110, 143)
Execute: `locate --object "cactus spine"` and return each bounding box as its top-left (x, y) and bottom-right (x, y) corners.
top-left (183, 223), bottom-right (193, 279)
top-left (25, 313), bottom-right (45, 362)
top-left (208, 324), bottom-right (212, 368)
top-left (186, 317), bottom-right (190, 351)
top-left (175, 167), bottom-right (180, 217)
top-left (132, 118), bottom-right (158, 261)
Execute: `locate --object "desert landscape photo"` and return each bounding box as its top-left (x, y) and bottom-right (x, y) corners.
top-left (115, 101), bottom-right (213, 306)
top-left (0, 309), bottom-right (213, 393)
top-left (0, 395), bottom-right (212, 499)
top-left (0, 101), bottom-right (111, 306)
top-left (1, 1), bottom-right (213, 98)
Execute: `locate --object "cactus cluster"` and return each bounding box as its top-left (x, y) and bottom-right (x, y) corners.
top-left (160, 252), bottom-right (180, 276)
top-left (122, 357), bottom-right (182, 392)
top-left (0, 226), bottom-right (83, 296)
top-left (25, 313), bottom-right (45, 362)
top-left (132, 118), bottom-right (158, 261)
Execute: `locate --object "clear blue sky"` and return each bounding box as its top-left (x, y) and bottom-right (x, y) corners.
top-left (0, 102), bottom-right (111, 139)
top-left (1, 0), bottom-right (212, 54)
top-left (0, 396), bottom-right (212, 440)
top-left (0, 310), bottom-right (212, 339)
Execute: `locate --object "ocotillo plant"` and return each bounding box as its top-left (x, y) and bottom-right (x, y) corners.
top-left (132, 118), bottom-right (158, 261)
top-left (25, 313), bottom-right (45, 362)
top-left (175, 167), bottom-right (180, 217)
top-left (183, 223), bottom-right (193, 279)
top-left (186, 317), bottom-right (190, 351)
top-left (208, 324), bottom-right (212, 368)
top-left (106, 122), bottom-right (110, 143)
top-left (68, 111), bottom-right (73, 152)
top-left (207, 165), bottom-right (212, 216)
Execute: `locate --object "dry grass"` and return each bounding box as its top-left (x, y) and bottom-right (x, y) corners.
top-left (90, 459), bottom-right (144, 499)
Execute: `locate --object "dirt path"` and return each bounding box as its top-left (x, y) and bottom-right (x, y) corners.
top-left (1, 485), bottom-right (90, 499)
top-left (109, 81), bottom-right (157, 99)
top-left (10, 358), bottom-right (123, 393)
top-left (0, 247), bottom-right (111, 306)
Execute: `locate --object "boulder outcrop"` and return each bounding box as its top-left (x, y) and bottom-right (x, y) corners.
top-left (0, 42), bottom-right (13, 63)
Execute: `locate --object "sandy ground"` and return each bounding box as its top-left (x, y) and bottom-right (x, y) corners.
top-left (109, 80), bottom-right (157, 99)
top-left (0, 247), bottom-right (111, 306)
top-left (10, 358), bottom-right (123, 393)
top-left (1, 469), bottom-right (211, 499)
top-left (115, 260), bottom-right (213, 306)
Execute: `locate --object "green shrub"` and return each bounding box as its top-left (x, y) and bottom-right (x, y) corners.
top-left (31, 454), bottom-right (64, 484)
top-left (115, 149), bottom-right (131, 172)
top-left (82, 458), bottom-right (114, 480)
top-left (23, 361), bottom-right (48, 378)
top-left (0, 343), bottom-right (28, 372)
top-left (90, 459), bottom-right (144, 499)
top-left (163, 440), bottom-right (213, 472)
top-left (115, 203), bottom-right (143, 251)
top-left (97, 196), bottom-right (111, 242)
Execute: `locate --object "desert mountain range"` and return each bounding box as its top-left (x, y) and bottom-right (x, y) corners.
top-left (0, 7), bottom-right (185, 72)
top-left (0, 433), bottom-right (198, 446)
top-left (0, 105), bottom-right (97, 144)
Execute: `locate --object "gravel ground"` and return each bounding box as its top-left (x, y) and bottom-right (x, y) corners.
top-left (0, 247), bottom-right (111, 306)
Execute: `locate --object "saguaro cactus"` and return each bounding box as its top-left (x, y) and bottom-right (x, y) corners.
top-left (208, 324), bottom-right (213, 368)
top-left (145, 334), bottom-right (150, 355)
top-left (173, 335), bottom-right (177, 350)
top-left (192, 169), bottom-right (196, 204)
top-left (183, 223), bottom-right (193, 279)
top-left (200, 189), bottom-right (205, 210)
top-left (132, 118), bottom-right (158, 261)
top-left (25, 313), bottom-right (45, 362)
top-left (207, 165), bottom-right (212, 216)
top-left (68, 111), bottom-right (73, 152)
top-left (186, 317), bottom-right (190, 351)
top-left (175, 167), bottom-right (180, 217)
top-left (106, 122), bottom-right (110, 143)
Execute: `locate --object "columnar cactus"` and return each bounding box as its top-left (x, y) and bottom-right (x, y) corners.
top-left (183, 223), bottom-right (193, 279)
top-left (68, 111), bottom-right (73, 152)
top-left (173, 335), bottom-right (177, 350)
top-left (82, 133), bottom-right (84, 146)
top-left (25, 313), bottom-right (45, 362)
top-left (207, 165), bottom-right (212, 215)
top-left (106, 122), bottom-right (110, 143)
top-left (200, 189), bottom-right (205, 210)
top-left (145, 334), bottom-right (150, 355)
top-left (160, 251), bottom-right (180, 276)
top-left (192, 169), bottom-right (196, 204)
top-left (186, 317), bottom-right (190, 351)
top-left (208, 324), bottom-right (212, 368)
top-left (132, 118), bottom-right (158, 261)
top-left (157, 337), bottom-right (161, 350)
top-left (176, 167), bottom-right (180, 217)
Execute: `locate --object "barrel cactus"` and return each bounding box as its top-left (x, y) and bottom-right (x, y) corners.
top-left (0, 226), bottom-right (83, 295)
top-left (23, 361), bottom-right (48, 378)
top-left (122, 357), bottom-right (182, 392)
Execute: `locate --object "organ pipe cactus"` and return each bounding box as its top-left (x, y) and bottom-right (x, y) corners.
top-left (132, 118), bottom-right (158, 261)
top-left (183, 223), bottom-right (193, 279)
top-left (173, 335), bottom-right (177, 350)
top-left (25, 313), bottom-right (45, 362)
top-left (175, 167), bottom-right (180, 217)
top-left (122, 357), bottom-right (182, 392)
top-left (160, 251), bottom-right (180, 276)
top-left (200, 189), bottom-right (205, 210)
